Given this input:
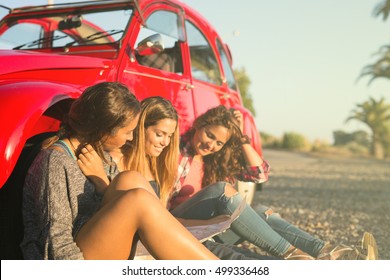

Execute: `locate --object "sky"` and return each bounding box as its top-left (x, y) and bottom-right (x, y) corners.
top-left (1, 0), bottom-right (389, 143)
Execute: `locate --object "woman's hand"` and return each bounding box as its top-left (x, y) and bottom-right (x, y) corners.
top-left (233, 110), bottom-right (244, 133)
top-left (77, 144), bottom-right (110, 194)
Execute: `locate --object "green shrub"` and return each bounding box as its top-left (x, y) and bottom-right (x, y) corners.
top-left (260, 131), bottom-right (282, 149)
top-left (345, 142), bottom-right (370, 156)
top-left (311, 139), bottom-right (330, 152)
top-left (282, 132), bottom-right (309, 151)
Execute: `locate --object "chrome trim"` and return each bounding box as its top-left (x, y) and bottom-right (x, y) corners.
top-left (192, 81), bottom-right (228, 96)
top-left (124, 69), bottom-right (189, 85)
top-left (10, 0), bottom-right (132, 14)
top-left (60, 49), bottom-right (117, 55)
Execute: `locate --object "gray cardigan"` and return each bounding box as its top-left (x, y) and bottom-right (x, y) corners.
top-left (21, 147), bottom-right (118, 260)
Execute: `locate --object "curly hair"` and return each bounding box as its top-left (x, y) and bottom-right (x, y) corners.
top-left (181, 105), bottom-right (246, 187)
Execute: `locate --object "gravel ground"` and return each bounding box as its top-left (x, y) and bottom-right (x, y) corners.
top-left (246, 149), bottom-right (390, 260)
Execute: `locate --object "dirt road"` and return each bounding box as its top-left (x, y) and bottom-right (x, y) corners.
top-left (251, 149), bottom-right (390, 259)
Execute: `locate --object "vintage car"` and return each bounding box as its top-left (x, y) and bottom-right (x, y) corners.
top-left (0, 0), bottom-right (263, 259)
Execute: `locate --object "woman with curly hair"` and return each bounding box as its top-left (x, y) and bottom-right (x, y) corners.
top-left (169, 105), bottom-right (369, 260)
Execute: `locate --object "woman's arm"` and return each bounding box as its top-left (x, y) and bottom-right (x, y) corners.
top-left (233, 110), bottom-right (270, 183)
top-left (241, 142), bottom-right (265, 166)
top-left (233, 110), bottom-right (264, 166)
top-left (45, 152), bottom-right (84, 259)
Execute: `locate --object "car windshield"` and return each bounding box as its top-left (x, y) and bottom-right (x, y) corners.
top-left (0, 7), bottom-right (133, 50)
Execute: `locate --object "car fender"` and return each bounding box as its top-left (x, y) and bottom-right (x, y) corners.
top-left (0, 81), bottom-right (81, 187)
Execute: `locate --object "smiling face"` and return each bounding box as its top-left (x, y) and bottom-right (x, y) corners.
top-left (102, 114), bottom-right (140, 153)
top-left (191, 124), bottom-right (230, 156)
top-left (144, 118), bottom-right (177, 157)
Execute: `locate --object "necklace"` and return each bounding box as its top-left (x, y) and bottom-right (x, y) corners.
top-left (68, 138), bottom-right (78, 156)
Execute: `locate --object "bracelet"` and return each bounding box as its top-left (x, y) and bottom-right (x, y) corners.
top-left (240, 134), bottom-right (251, 144)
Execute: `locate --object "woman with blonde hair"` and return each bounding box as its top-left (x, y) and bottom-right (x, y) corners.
top-left (121, 96), bottom-right (179, 207)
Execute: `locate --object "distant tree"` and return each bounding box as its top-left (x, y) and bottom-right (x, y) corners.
top-left (373, 0), bottom-right (390, 20)
top-left (360, 45), bottom-right (390, 84)
top-left (333, 130), bottom-right (370, 147)
top-left (346, 97), bottom-right (390, 159)
top-left (234, 67), bottom-right (256, 116)
top-left (360, 1), bottom-right (390, 83)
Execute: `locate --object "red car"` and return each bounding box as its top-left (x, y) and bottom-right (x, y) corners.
top-left (0, 0), bottom-right (263, 259)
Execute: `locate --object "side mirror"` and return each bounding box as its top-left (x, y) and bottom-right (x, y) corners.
top-left (136, 34), bottom-right (164, 56)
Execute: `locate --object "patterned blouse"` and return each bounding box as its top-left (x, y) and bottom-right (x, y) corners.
top-left (170, 141), bottom-right (270, 209)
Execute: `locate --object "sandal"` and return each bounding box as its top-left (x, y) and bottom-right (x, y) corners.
top-left (361, 232), bottom-right (379, 260)
top-left (284, 247), bottom-right (315, 260)
top-left (317, 244), bottom-right (356, 260)
top-left (318, 232), bottom-right (379, 260)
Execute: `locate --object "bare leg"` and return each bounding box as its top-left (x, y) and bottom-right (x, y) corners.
top-left (102, 171), bottom-right (157, 205)
top-left (76, 187), bottom-right (217, 260)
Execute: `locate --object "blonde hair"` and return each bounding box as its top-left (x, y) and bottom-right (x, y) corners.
top-left (122, 97), bottom-right (179, 207)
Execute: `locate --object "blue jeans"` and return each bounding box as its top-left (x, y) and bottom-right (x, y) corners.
top-left (171, 182), bottom-right (325, 257)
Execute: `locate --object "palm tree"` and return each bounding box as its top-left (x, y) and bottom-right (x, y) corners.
top-left (360, 45), bottom-right (390, 85)
top-left (360, 1), bottom-right (390, 83)
top-left (373, 0), bottom-right (390, 20)
top-left (346, 97), bottom-right (390, 159)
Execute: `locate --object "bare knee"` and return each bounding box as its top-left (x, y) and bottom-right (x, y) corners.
top-left (113, 171), bottom-right (153, 192)
top-left (264, 208), bottom-right (280, 220)
top-left (224, 183), bottom-right (238, 197)
top-left (115, 171), bottom-right (145, 187)
top-left (264, 208), bottom-right (274, 216)
top-left (104, 171), bottom-right (156, 205)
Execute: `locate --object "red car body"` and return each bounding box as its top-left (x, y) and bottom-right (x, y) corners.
top-left (0, 0), bottom-right (262, 259)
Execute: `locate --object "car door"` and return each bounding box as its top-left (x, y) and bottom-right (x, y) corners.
top-left (183, 15), bottom-right (236, 118)
top-left (118, 3), bottom-right (195, 134)
top-left (183, 15), bottom-right (263, 154)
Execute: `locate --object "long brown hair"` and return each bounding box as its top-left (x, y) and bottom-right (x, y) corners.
top-left (122, 96), bottom-right (179, 207)
top-left (43, 82), bottom-right (140, 161)
top-left (181, 105), bottom-right (246, 187)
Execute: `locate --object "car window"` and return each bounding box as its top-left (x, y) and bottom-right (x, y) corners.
top-left (216, 39), bottom-right (237, 91)
top-left (0, 23), bottom-right (42, 49)
top-left (52, 30), bottom-right (76, 47)
top-left (185, 20), bottom-right (221, 86)
top-left (0, 8), bottom-right (132, 50)
top-left (135, 10), bottom-right (183, 74)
